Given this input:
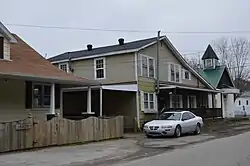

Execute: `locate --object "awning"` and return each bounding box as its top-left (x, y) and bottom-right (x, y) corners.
top-left (102, 84), bottom-right (138, 92)
top-left (160, 85), bottom-right (218, 93)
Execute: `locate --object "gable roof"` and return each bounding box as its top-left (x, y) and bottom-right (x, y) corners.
top-left (49, 36), bottom-right (164, 63)
top-left (198, 66), bottom-right (234, 88)
top-left (0, 22), bottom-right (17, 43)
top-left (0, 34), bottom-right (97, 85)
top-left (202, 45), bottom-right (219, 60)
top-left (49, 35), bottom-right (215, 90)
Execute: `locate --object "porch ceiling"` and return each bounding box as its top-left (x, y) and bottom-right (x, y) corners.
top-left (160, 85), bottom-right (219, 93)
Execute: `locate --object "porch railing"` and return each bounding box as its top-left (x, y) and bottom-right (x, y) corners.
top-left (164, 108), bottom-right (222, 119)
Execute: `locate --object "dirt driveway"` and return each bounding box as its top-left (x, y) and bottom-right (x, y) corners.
top-left (0, 118), bottom-right (250, 166)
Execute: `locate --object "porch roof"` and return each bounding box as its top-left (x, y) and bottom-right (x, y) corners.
top-left (160, 85), bottom-right (219, 93)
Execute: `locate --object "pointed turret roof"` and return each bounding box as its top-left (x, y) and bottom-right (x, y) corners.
top-left (202, 45), bottom-right (219, 60)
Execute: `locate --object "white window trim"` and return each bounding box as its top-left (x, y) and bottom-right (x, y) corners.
top-left (182, 68), bottom-right (191, 80)
top-left (168, 63), bottom-right (182, 83)
top-left (32, 83), bottom-right (51, 109)
top-left (187, 95), bottom-right (197, 108)
top-left (59, 62), bottom-right (69, 73)
top-left (139, 54), bottom-right (155, 78)
top-left (94, 57), bottom-right (106, 80)
top-left (205, 59), bottom-right (213, 67)
top-left (170, 94), bottom-right (183, 108)
top-left (141, 91), bottom-right (157, 113)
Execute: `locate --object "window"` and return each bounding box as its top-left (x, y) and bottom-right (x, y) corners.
top-left (59, 63), bottom-right (69, 72)
top-left (247, 100), bottom-right (249, 105)
top-left (33, 84), bottom-right (51, 108)
top-left (142, 56), bottom-right (148, 77)
top-left (183, 69), bottom-right (191, 80)
top-left (187, 96), bottom-right (197, 108)
top-left (140, 54), bottom-right (155, 78)
top-left (0, 37), bottom-right (3, 59)
top-left (239, 100), bottom-right (241, 106)
top-left (182, 112), bottom-right (190, 121)
top-left (94, 58), bottom-right (105, 79)
top-left (187, 112), bottom-right (195, 119)
top-left (141, 92), bottom-right (156, 112)
top-left (168, 63), bottom-right (181, 83)
top-left (205, 59), bottom-right (212, 67)
top-left (170, 95), bottom-right (183, 108)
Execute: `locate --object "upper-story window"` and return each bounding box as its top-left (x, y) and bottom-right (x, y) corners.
top-left (94, 57), bottom-right (106, 79)
top-left (182, 68), bottom-right (191, 80)
top-left (205, 59), bottom-right (213, 68)
top-left (140, 54), bottom-right (155, 78)
top-left (59, 63), bottom-right (69, 73)
top-left (0, 37), bottom-right (4, 59)
top-left (169, 63), bottom-right (181, 83)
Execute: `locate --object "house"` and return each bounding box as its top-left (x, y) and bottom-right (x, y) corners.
top-left (198, 45), bottom-right (239, 118)
top-left (234, 91), bottom-right (250, 116)
top-left (49, 36), bottom-right (219, 130)
top-left (0, 22), bottom-right (98, 122)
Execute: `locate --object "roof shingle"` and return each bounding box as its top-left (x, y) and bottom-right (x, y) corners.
top-left (49, 36), bottom-right (160, 62)
top-left (0, 34), bottom-right (97, 85)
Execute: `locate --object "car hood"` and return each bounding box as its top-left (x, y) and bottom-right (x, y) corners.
top-left (145, 120), bottom-right (180, 126)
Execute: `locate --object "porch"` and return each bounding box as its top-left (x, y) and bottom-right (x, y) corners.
top-left (62, 84), bottom-right (138, 132)
top-left (159, 85), bottom-right (222, 118)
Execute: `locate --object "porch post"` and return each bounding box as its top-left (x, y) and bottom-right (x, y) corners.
top-left (50, 83), bottom-right (55, 114)
top-left (208, 93), bottom-right (213, 108)
top-left (100, 87), bottom-right (103, 116)
top-left (87, 87), bottom-right (92, 113)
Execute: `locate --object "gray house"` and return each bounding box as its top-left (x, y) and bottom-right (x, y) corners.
top-left (49, 36), bottom-right (218, 131)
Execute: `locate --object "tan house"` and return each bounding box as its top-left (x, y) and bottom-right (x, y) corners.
top-left (0, 22), bottom-right (97, 122)
top-left (49, 36), bottom-right (219, 130)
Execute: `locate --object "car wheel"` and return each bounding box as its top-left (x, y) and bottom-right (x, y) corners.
top-left (194, 123), bottom-right (201, 135)
top-left (174, 125), bottom-right (181, 138)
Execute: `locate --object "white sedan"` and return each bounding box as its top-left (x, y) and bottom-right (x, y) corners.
top-left (143, 111), bottom-right (203, 138)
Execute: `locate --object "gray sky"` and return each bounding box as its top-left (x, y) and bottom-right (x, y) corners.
top-left (1, 0), bottom-right (250, 59)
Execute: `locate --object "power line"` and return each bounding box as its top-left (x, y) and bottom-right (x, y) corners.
top-left (6, 23), bottom-right (250, 34)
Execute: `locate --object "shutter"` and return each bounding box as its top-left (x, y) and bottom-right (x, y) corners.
top-left (189, 72), bottom-right (191, 80)
top-left (168, 63), bottom-right (171, 81)
top-left (179, 65), bottom-right (182, 83)
top-left (154, 93), bottom-right (158, 112)
top-left (137, 54), bottom-right (141, 76)
top-left (140, 91), bottom-right (144, 111)
top-left (55, 84), bottom-right (61, 109)
top-left (182, 68), bottom-right (185, 79)
top-left (25, 81), bottom-right (32, 109)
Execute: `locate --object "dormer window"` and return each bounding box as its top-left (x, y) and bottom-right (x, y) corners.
top-left (0, 37), bottom-right (3, 59)
top-left (205, 59), bottom-right (212, 68)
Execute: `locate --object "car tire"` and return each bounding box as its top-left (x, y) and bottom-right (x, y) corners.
top-left (174, 125), bottom-right (181, 138)
top-left (194, 123), bottom-right (201, 135)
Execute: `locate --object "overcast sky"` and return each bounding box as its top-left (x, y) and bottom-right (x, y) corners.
top-left (1, 0), bottom-right (250, 59)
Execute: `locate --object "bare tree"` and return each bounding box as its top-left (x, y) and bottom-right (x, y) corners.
top-left (186, 56), bottom-right (200, 71)
top-left (212, 37), bottom-right (250, 88)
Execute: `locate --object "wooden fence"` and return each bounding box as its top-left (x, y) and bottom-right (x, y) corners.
top-left (0, 116), bottom-right (124, 153)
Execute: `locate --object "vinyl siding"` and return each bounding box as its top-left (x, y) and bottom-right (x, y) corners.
top-left (0, 79), bottom-right (60, 122)
top-left (69, 53), bottom-right (136, 84)
top-left (138, 42), bottom-right (207, 88)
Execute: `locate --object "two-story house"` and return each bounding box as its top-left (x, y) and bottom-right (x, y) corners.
top-left (0, 22), bottom-right (97, 122)
top-left (49, 36), bottom-right (218, 130)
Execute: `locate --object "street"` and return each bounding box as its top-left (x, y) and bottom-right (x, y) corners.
top-left (115, 131), bottom-right (250, 166)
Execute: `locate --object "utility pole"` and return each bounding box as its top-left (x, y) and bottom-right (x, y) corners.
top-left (156, 30), bottom-right (161, 118)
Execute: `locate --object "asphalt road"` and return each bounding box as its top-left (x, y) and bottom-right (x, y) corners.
top-left (115, 131), bottom-right (250, 166)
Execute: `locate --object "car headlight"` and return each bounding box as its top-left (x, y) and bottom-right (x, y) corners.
top-left (161, 125), bottom-right (172, 129)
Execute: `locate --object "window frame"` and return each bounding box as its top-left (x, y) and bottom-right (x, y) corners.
top-left (140, 54), bottom-right (155, 78)
top-left (168, 63), bottom-right (182, 83)
top-left (94, 57), bottom-right (106, 80)
top-left (32, 83), bottom-right (51, 109)
top-left (59, 63), bottom-right (69, 73)
top-left (170, 94), bottom-right (183, 108)
top-left (205, 59), bottom-right (213, 68)
top-left (141, 91), bottom-right (157, 113)
top-left (187, 95), bottom-right (197, 108)
top-left (182, 112), bottom-right (190, 121)
top-left (182, 68), bottom-right (191, 80)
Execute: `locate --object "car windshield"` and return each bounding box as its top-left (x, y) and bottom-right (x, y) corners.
top-left (159, 112), bottom-right (181, 121)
